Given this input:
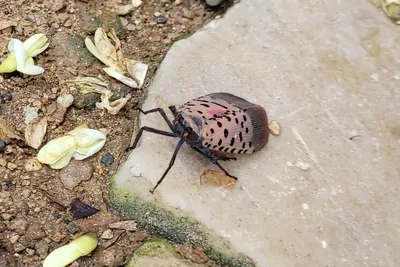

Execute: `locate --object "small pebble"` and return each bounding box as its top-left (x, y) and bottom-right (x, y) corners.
top-left (155, 15), bottom-right (167, 24)
top-left (66, 222), bottom-right (79, 234)
top-left (1, 213), bottom-right (12, 220)
top-left (0, 92), bottom-right (12, 103)
top-left (9, 234), bottom-right (20, 244)
top-left (26, 248), bottom-right (35, 256)
top-left (56, 94), bottom-right (74, 108)
top-left (0, 139), bottom-right (5, 153)
top-left (24, 158), bottom-right (43, 172)
top-left (7, 162), bottom-right (17, 170)
top-left (14, 243), bottom-right (26, 252)
top-left (101, 229), bottom-right (114, 239)
top-left (154, 11), bottom-right (162, 17)
top-left (5, 180), bottom-right (15, 191)
top-left (101, 153), bottom-right (114, 165)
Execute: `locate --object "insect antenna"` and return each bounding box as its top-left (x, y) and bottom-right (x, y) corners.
top-left (150, 139), bottom-right (185, 193)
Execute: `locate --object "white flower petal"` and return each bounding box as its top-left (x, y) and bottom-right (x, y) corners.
top-left (10, 39), bottom-right (26, 69)
top-left (68, 128), bottom-right (106, 147)
top-left (103, 67), bottom-right (139, 88)
top-left (19, 64), bottom-right (45, 75)
top-left (73, 139), bottom-right (106, 160)
top-left (37, 136), bottom-right (77, 165)
top-left (29, 42), bottom-right (49, 57)
top-left (49, 147), bottom-right (76, 169)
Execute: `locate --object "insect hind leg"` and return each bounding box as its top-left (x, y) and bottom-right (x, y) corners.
top-left (218, 156), bottom-right (237, 162)
top-left (190, 147), bottom-right (238, 180)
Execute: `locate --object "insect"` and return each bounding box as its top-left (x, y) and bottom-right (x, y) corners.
top-left (128, 92), bottom-right (269, 193)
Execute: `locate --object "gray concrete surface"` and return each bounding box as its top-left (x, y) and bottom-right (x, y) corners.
top-left (115, 0), bottom-right (400, 266)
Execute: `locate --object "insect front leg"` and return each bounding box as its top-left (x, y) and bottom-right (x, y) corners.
top-left (126, 126), bottom-right (177, 151)
top-left (138, 108), bottom-right (175, 131)
top-left (150, 139), bottom-right (185, 193)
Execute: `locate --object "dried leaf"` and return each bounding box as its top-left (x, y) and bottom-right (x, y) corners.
top-left (0, 19), bottom-right (17, 30)
top-left (24, 117), bottom-right (47, 149)
top-left (200, 170), bottom-right (237, 188)
top-left (268, 120), bottom-right (281, 136)
top-left (0, 118), bottom-right (23, 140)
top-left (70, 198), bottom-right (99, 219)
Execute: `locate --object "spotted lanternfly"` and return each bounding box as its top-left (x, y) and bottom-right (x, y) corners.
top-left (128, 92), bottom-right (269, 193)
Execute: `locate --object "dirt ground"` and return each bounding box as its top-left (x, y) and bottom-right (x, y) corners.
top-left (0, 0), bottom-right (234, 266)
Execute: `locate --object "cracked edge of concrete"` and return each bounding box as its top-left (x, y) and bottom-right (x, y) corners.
top-left (108, 175), bottom-right (256, 267)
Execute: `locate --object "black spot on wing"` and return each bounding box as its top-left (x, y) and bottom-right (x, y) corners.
top-left (235, 118), bottom-right (239, 124)
top-left (217, 121), bottom-right (222, 127)
top-left (230, 148), bottom-right (236, 153)
top-left (211, 101), bottom-right (228, 109)
top-left (230, 137), bottom-right (235, 146)
top-left (218, 139), bottom-right (222, 146)
top-left (239, 132), bottom-right (243, 142)
top-left (200, 103), bottom-right (210, 108)
top-left (224, 129), bottom-right (229, 138)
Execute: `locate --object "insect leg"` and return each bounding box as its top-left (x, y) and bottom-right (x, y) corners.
top-left (150, 139), bottom-right (185, 193)
top-left (138, 108), bottom-right (175, 131)
top-left (214, 161), bottom-right (238, 180)
top-left (190, 147), bottom-right (238, 180)
top-left (127, 126), bottom-right (177, 151)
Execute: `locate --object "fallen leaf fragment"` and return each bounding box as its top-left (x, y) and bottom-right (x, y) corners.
top-left (0, 118), bottom-right (23, 140)
top-left (70, 198), bottom-right (99, 219)
top-left (24, 117), bottom-right (47, 149)
top-left (268, 120), bottom-right (281, 136)
top-left (200, 169), bottom-right (237, 188)
top-left (0, 19), bottom-right (17, 30)
top-left (109, 220), bottom-right (137, 231)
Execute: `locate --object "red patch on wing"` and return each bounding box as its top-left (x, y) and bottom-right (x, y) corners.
top-left (205, 108), bottom-right (226, 115)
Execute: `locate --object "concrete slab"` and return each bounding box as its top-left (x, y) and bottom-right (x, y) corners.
top-left (114, 0), bottom-right (400, 266)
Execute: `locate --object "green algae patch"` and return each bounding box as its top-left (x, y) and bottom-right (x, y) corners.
top-left (108, 176), bottom-right (255, 267)
top-left (126, 238), bottom-right (207, 267)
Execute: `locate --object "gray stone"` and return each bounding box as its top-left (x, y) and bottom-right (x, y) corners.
top-left (60, 160), bottom-right (94, 189)
top-left (114, 0), bottom-right (400, 266)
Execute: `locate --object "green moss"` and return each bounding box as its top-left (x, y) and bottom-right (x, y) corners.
top-left (127, 238), bottom-right (208, 267)
top-left (109, 177), bottom-right (256, 267)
